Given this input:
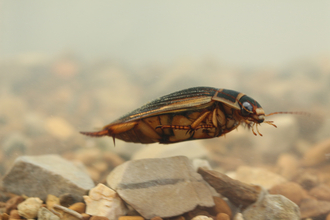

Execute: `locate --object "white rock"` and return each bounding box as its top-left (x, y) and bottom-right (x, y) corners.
top-left (18, 197), bottom-right (43, 219)
top-left (242, 194), bottom-right (300, 220)
top-left (83, 183), bottom-right (127, 220)
top-left (191, 215), bottom-right (213, 220)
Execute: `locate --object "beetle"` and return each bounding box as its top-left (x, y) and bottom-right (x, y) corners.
top-left (80, 87), bottom-right (300, 144)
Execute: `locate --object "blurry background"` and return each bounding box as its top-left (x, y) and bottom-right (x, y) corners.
top-left (0, 1), bottom-right (330, 182)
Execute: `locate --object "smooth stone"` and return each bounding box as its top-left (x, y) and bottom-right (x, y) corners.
top-left (268, 182), bottom-right (307, 205)
top-left (107, 156), bottom-right (215, 219)
top-left (242, 194), bottom-right (300, 220)
top-left (2, 154), bottom-right (95, 201)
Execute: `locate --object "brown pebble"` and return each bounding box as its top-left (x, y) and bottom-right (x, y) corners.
top-left (69, 202), bottom-right (86, 213)
top-left (81, 213), bottom-right (91, 220)
top-left (46, 194), bottom-right (60, 209)
top-left (212, 197), bottom-right (232, 218)
top-left (5, 196), bottom-right (24, 214)
top-left (294, 170), bottom-right (319, 190)
top-left (90, 216), bottom-right (111, 220)
top-left (150, 217), bottom-right (163, 220)
top-left (269, 181), bottom-right (307, 205)
top-left (1, 213), bottom-right (9, 220)
top-left (326, 212), bottom-right (330, 220)
top-left (60, 193), bottom-right (80, 207)
top-left (9, 210), bottom-right (21, 219)
top-left (216, 213), bottom-right (230, 220)
top-left (300, 198), bottom-right (330, 219)
top-left (118, 216), bottom-right (145, 220)
top-left (309, 184), bottom-right (330, 201)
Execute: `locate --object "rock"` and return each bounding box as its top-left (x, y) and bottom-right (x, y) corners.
top-left (212, 197), bottom-right (232, 218)
top-left (45, 116), bottom-right (74, 140)
top-left (192, 159), bottom-right (212, 171)
top-left (118, 217), bottom-right (145, 220)
top-left (17, 197), bottom-right (43, 219)
top-left (233, 213), bottom-right (244, 220)
top-left (9, 210), bottom-right (22, 220)
top-left (5, 196), bottom-right (24, 214)
top-left (309, 184), bottom-right (330, 201)
top-left (132, 142), bottom-right (209, 160)
top-left (53, 204), bottom-right (83, 220)
top-left (232, 166), bottom-right (287, 190)
top-left (301, 138), bottom-right (330, 167)
top-left (275, 154), bottom-right (299, 180)
top-left (2, 155), bottom-right (94, 201)
top-left (69, 202), bottom-right (86, 214)
top-left (60, 193), bottom-right (83, 207)
top-left (81, 213), bottom-right (91, 220)
top-left (150, 217), bottom-right (162, 220)
top-left (38, 207), bottom-right (60, 220)
top-left (83, 183), bottom-right (127, 220)
top-left (191, 215), bottom-right (212, 220)
top-left (198, 167), bottom-right (262, 209)
top-left (1, 213), bottom-right (9, 220)
top-left (107, 156), bottom-right (215, 219)
top-left (90, 216), bottom-right (109, 220)
top-left (293, 169), bottom-right (319, 190)
top-left (216, 213), bottom-right (230, 220)
top-left (242, 194), bottom-right (300, 220)
top-left (300, 198), bottom-right (330, 219)
top-left (46, 194), bottom-right (60, 209)
top-left (268, 182), bottom-right (307, 205)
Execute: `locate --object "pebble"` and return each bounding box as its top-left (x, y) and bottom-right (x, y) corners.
top-left (268, 181), bottom-right (307, 205)
top-left (83, 183), bottom-right (127, 220)
top-left (150, 217), bottom-right (162, 220)
top-left (212, 197), bottom-right (232, 218)
top-left (90, 216), bottom-right (109, 220)
top-left (38, 207), bottom-right (60, 220)
top-left (9, 210), bottom-right (21, 220)
top-left (69, 202), bottom-right (86, 214)
top-left (17, 197), bottom-right (43, 219)
top-left (300, 198), bottom-right (330, 219)
top-left (46, 194), bottom-right (60, 209)
top-left (107, 156), bottom-right (215, 219)
top-left (2, 155), bottom-right (94, 201)
top-left (191, 215), bottom-right (213, 220)
top-left (216, 213), bottom-right (230, 220)
top-left (301, 138), bottom-right (330, 167)
top-left (233, 166), bottom-right (287, 190)
top-left (118, 217), bottom-right (145, 220)
top-left (242, 194), bottom-right (300, 220)
top-left (293, 169), bottom-right (319, 190)
top-left (5, 196), bottom-right (24, 214)
top-left (59, 193), bottom-right (82, 207)
top-left (309, 184), bottom-right (330, 201)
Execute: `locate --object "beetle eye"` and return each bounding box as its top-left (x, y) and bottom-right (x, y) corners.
top-left (241, 102), bottom-right (253, 116)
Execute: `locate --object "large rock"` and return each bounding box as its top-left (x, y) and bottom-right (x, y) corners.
top-left (242, 194), bottom-right (300, 220)
top-left (2, 154), bottom-right (95, 201)
top-left (107, 156), bottom-right (215, 219)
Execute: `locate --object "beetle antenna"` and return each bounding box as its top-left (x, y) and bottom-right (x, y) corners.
top-left (265, 111), bottom-right (310, 117)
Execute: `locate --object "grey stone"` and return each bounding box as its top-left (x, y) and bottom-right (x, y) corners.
top-left (242, 193), bottom-right (300, 220)
top-left (38, 207), bottom-right (60, 220)
top-left (107, 156), bottom-right (215, 219)
top-left (2, 154), bottom-right (95, 201)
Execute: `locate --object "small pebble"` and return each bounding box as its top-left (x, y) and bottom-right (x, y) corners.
top-left (269, 181), bottom-right (307, 205)
top-left (38, 207), bottom-right (60, 220)
top-left (17, 197), bottom-right (43, 219)
top-left (9, 210), bottom-right (21, 220)
top-left (150, 217), bottom-right (163, 220)
top-left (46, 194), bottom-right (60, 209)
top-left (216, 213), bottom-right (230, 220)
top-left (309, 184), bottom-right (330, 201)
top-left (60, 193), bottom-right (80, 207)
top-left (90, 216), bottom-right (109, 220)
top-left (5, 196), bottom-right (24, 214)
top-left (212, 197), bottom-right (232, 218)
top-left (69, 202), bottom-right (86, 214)
top-left (294, 170), bottom-right (319, 190)
top-left (191, 215), bottom-right (213, 220)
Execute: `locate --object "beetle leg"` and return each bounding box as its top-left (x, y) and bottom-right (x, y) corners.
top-left (255, 124), bottom-right (263, 136)
top-left (264, 120), bottom-right (277, 128)
top-left (190, 111), bottom-right (211, 129)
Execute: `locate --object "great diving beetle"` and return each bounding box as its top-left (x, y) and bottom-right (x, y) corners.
top-left (81, 87), bottom-right (301, 144)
